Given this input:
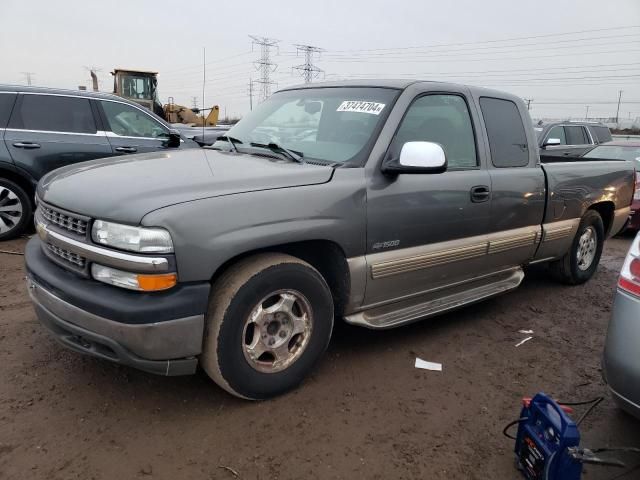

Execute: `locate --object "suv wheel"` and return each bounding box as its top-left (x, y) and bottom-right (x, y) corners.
top-left (550, 210), bottom-right (604, 284)
top-left (0, 179), bottom-right (32, 241)
top-left (200, 253), bottom-right (334, 399)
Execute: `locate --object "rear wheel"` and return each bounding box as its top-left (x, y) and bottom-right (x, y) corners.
top-left (0, 179), bottom-right (31, 241)
top-left (200, 253), bottom-right (334, 399)
top-left (550, 210), bottom-right (604, 284)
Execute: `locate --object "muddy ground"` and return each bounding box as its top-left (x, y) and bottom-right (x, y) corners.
top-left (1, 235), bottom-right (640, 480)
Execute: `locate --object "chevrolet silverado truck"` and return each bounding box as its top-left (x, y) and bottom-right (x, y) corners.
top-left (25, 80), bottom-right (634, 399)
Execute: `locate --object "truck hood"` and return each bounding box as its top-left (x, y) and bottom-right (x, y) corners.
top-left (38, 148), bottom-right (334, 224)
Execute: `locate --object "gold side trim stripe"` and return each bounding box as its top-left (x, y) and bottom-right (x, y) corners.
top-left (488, 232), bottom-right (539, 255)
top-left (371, 243), bottom-right (486, 279)
top-left (544, 226), bottom-right (573, 242)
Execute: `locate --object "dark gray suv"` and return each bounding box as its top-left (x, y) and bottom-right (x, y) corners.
top-left (535, 121), bottom-right (612, 158)
top-left (0, 86), bottom-right (196, 240)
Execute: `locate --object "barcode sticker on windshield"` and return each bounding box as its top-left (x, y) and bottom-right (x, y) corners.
top-left (337, 101), bottom-right (386, 115)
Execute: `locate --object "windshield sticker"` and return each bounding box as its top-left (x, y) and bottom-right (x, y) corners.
top-left (337, 101), bottom-right (386, 115)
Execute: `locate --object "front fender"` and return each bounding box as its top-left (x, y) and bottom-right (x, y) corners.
top-left (141, 168), bottom-right (367, 282)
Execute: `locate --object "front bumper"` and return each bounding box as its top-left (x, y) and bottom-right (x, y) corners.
top-left (603, 289), bottom-right (640, 419)
top-left (25, 238), bottom-right (210, 376)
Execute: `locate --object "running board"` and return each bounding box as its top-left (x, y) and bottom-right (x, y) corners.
top-left (344, 268), bottom-right (524, 329)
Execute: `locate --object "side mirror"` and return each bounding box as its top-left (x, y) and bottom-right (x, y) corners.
top-left (383, 141), bottom-right (447, 174)
top-left (542, 138), bottom-right (561, 148)
top-left (166, 129), bottom-right (182, 148)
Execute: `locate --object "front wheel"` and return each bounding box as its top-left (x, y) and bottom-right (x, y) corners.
top-left (550, 210), bottom-right (604, 284)
top-left (200, 253), bottom-right (334, 399)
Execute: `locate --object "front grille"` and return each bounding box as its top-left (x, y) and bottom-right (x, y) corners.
top-left (40, 204), bottom-right (88, 235)
top-left (45, 243), bottom-right (86, 268)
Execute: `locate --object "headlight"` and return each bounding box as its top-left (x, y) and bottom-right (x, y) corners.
top-left (91, 220), bottom-right (173, 253)
top-left (91, 264), bottom-right (177, 291)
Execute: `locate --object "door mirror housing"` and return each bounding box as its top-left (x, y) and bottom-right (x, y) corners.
top-left (165, 129), bottom-right (182, 148)
top-left (383, 141), bottom-right (447, 174)
top-left (543, 138), bottom-right (561, 148)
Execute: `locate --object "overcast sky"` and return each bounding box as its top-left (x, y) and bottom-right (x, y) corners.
top-left (1, 0), bottom-right (639, 120)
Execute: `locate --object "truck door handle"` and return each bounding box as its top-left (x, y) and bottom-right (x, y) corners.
top-left (115, 146), bottom-right (137, 153)
top-left (12, 142), bottom-right (41, 149)
top-left (470, 185), bottom-right (491, 203)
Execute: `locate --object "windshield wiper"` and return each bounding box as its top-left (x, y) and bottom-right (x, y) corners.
top-left (217, 135), bottom-right (242, 153)
top-left (250, 142), bottom-right (304, 164)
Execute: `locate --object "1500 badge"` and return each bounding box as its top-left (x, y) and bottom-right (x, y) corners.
top-left (372, 240), bottom-right (400, 250)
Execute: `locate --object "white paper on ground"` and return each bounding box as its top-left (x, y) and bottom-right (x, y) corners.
top-left (415, 358), bottom-right (443, 371)
top-left (515, 336), bottom-right (533, 347)
top-left (518, 330), bottom-right (534, 334)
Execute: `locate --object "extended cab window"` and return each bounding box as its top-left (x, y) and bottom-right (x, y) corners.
top-left (480, 97), bottom-right (529, 168)
top-left (0, 93), bottom-right (17, 128)
top-left (393, 94), bottom-right (477, 169)
top-left (101, 101), bottom-right (167, 138)
top-left (9, 94), bottom-right (97, 134)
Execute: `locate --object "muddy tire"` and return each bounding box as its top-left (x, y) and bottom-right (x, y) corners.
top-left (200, 253), bottom-right (334, 400)
top-left (0, 179), bottom-right (31, 241)
top-left (550, 210), bottom-right (604, 285)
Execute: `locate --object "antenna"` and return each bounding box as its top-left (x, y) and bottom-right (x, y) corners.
top-left (292, 44), bottom-right (324, 83)
top-left (249, 35), bottom-right (280, 103)
top-left (202, 47), bottom-right (206, 137)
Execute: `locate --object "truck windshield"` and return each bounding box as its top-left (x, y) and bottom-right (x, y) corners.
top-left (214, 87), bottom-right (400, 164)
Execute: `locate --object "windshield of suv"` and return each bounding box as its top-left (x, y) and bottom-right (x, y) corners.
top-left (212, 87), bottom-right (400, 164)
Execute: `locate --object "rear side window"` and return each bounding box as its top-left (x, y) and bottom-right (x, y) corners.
top-left (591, 126), bottom-right (612, 143)
top-left (479, 97), bottom-right (529, 168)
top-left (9, 95), bottom-right (97, 134)
top-left (0, 93), bottom-right (17, 128)
top-left (565, 126), bottom-right (589, 145)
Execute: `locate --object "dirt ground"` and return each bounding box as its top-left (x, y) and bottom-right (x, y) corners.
top-left (1, 235), bottom-right (640, 480)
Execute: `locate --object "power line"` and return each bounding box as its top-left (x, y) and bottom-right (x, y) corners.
top-left (249, 35), bottom-right (280, 103)
top-left (325, 25), bottom-right (640, 54)
top-left (291, 44), bottom-right (324, 83)
top-left (294, 34), bottom-right (640, 60)
top-left (319, 48), bottom-right (640, 65)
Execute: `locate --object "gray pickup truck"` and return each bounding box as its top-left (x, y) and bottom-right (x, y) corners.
top-left (25, 80), bottom-right (634, 399)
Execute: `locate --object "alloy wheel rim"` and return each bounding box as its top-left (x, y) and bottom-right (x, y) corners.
top-left (242, 289), bottom-right (313, 373)
top-left (576, 226), bottom-right (597, 271)
top-left (0, 186), bottom-right (23, 235)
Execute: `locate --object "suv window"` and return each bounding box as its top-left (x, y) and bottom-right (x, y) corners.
top-left (0, 93), bottom-right (17, 128)
top-left (591, 126), bottom-right (612, 144)
top-left (9, 94), bottom-right (97, 134)
top-left (565, 126), bottom-right (590, 145)
top-left (101, 101), bottom-right (167, 138)
top-left (393, 94), bottom-right (477, 169)
top-left (479, 97), bottom-right (529, 168)
top-left (546, 126), bottom-right (567, 145)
